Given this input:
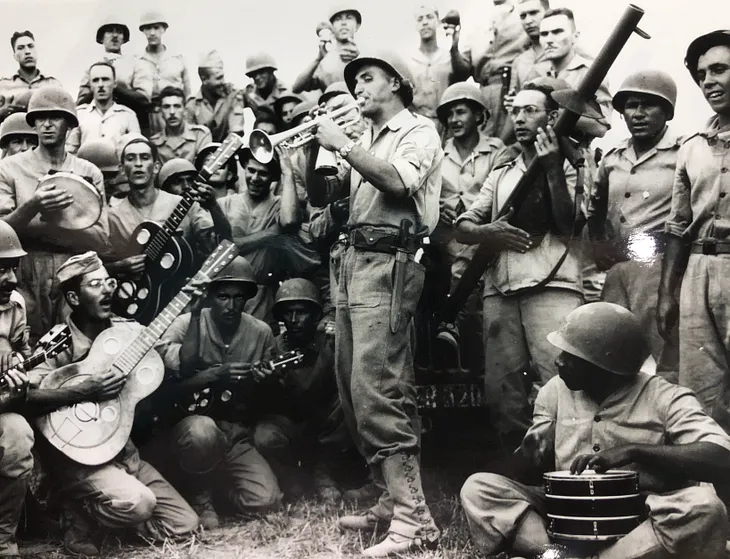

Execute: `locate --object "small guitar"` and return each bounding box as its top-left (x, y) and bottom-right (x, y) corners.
top-left (113, 133), bottom-right (244, 325)
top-left (179, 350), bottom-right (304, 415)
top-left (0, 325), bottom-right (71, 389)
top-left (36, 241), bottom-right (239, 466)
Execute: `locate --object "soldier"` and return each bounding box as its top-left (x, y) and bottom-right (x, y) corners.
top-left (658, 30), bottom-right (730, 432)
top-left (408, 4), bottom-right (454, 133)
top-left (0, 87), bottom-right (110, 345)
top-left (0, 31), bottom-right (61, 123)
top-left (27, 252), bottom-right (200, 555)
top-left (66, 62), bottom-right (141, 154)
top-left (588, 70), bottom-right (681, 377)
top-left (185, 51), bottom-right (247, 142)
top-left (0, 113), bottom-right (37, 158)
top-left (151, 86), bottom-right (212, 165)
top-left (454, 81), bottom-right (582, 450)
top-left (272, 279), bottom-right (353, 502)
top-left (76, 14), bottom-right (153, 126)
top-left (194, 143), bottom-right (238, 199)
top-left (244, 53), bottom-right (288, 116)
top-left (136, 11), bottom-right (191, 136)
top-left (461, 303), bottom-right (730, 559)
top-left (76, 139), bottom-right (126, 204)
top-left (431, 83), bottom-right (505, 368)
top-left (273, 91), bottom-right (303, 131)
top-left (150, 255), bottom-right (284, 525)
top-left (293, 5), bottom-right (361, 94)
top-left (510, 0), bottom-right (551, 95)
top-left (309, 50), bottom-right (442, 556)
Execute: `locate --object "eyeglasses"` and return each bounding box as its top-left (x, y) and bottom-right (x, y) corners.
top-left (81, 278), bottom-right (118, 291)
top-left (510, 105), bottom-right (547, 118)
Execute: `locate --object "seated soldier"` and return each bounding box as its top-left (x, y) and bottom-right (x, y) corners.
top-left (149, 256), bottom-right (284, 528)
top-left (27, 252), bottom-right (199, 556)
top-left (0, 222), bottom-right (34, 558)
top-left (272, 278), bottom-right (352, 501)
top-left (460, 303), bottom-right (730, 559)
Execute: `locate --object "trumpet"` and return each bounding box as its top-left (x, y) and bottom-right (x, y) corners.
top-left (249, 98), bottom-right (364, 164)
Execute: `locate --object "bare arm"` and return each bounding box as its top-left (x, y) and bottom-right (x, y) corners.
top-left (277, 148), bottom-right (300, 231)
top-left (292, 48), bottom-right (326, 93)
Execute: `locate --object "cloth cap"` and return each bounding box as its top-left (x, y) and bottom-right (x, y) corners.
top-left (58, 252), bottom-right (104, 285)
top-left (198, 50), bottom-right (224, 71)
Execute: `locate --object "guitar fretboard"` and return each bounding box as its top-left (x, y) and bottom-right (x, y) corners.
top-left (144, 195), bottom-right (195, 262)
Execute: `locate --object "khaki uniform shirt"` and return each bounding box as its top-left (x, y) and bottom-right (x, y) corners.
top-left (456, 153), bottom-right (580, 296)
top-left (135, 48), bottom-right (190, 100)
top-left (108, 189), bottom-right (213, 259)
top-left (0, 70), bottom-right (62, 103)
top-left (589, 127), bottom-right (682, 243)
top-left (331, 109), bottom-right (443, 233)
top-left (244, 81), bottom-right (288, 114)
top-left (185, 85), bottom-right (247, 142)
top-left (0, 291), bottom-right (30, 358)
top-left (408, 47), bottom-right (453, 122)
top-left (0, 150), bottom-right (110, 254)
top-left (150, 123), bottom-right (212, 164)
top-left (463, 3), bottom-right (529, 86)
top-left (666, 116), bottom-right (730, 242)
top-left (66, 102), bottom-right (141, 154)
top-left (510, 46), bottom-right (551, 93)
top-left (77, 53), bottom-right (154, 104)
top-left (526, 372), bottom-right (730, 493)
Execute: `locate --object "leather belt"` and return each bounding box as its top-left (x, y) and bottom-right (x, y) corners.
top-left (691, 239), bottom-right (730, 255)
top-left (348, 228), bottom-right (420, 255)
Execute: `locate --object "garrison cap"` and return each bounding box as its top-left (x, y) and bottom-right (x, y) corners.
top-left (58, 252), bottom-right (104, 285)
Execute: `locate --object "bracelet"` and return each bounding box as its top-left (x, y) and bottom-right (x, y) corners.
top-left (338, 140), bottom-right (356, 159)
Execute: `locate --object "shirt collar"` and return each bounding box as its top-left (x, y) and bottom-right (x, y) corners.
top-left (701, 114), bottom-right (730, 140)
top-left (563, 54), bottom-right (590, 72)
top-left (13, 69), bottom-right (47, 83)
top-left (381, 109), bottom-right (413, 133)
top-left (444, 133), bottom-right (500, 159)
top-left (614, 126), bottom-right (682, 156)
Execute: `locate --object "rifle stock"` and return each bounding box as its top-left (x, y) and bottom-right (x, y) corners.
top-left (444, 4), bottom-right (646, 322)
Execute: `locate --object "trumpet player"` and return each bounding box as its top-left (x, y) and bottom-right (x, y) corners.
top-left (307, 51), bottom-right (442, 557)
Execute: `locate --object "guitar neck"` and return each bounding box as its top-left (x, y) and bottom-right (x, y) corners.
top-left (144, 194), bottom-right (196, 261)
top-left (24, 352), bottom-right (48, 370)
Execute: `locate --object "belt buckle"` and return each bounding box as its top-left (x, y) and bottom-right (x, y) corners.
top-left (702, 240), bottom-right (717, 256)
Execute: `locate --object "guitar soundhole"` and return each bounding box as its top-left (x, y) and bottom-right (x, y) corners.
top-left (160, 253), bottom-right (174, 269)
top-left (100, 406), bottom-right (117, 422)
top-left (137, 287), bottom-right (149, 300)
top-left (136, 366), bottom-right (154, 385)
top-left (74, 402), bottom-right (99, 422)
top-left (136, 229), bottom-right (151, 245)
top-left (127, 303), bottom-right (138, 315)
top-left (221, 390), bottom-right (232, 402)
top-left (118, 282), bottom-right (135, 299)
top-left (102, 336), bottom-right (121, 355)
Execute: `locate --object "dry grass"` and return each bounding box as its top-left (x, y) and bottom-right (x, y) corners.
top-left (19, 477), bottom-right (481, 559)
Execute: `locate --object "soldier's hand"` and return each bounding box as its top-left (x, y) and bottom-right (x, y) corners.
top-left (535, 126), bottom-right (562, 168)
top-left (251, 360), bottom-right (274, 382)
top-left (339, 40), bottom-right (359, 62)
top-left (592, 240), bottom-right (622, 272)
top-left (656, 291), bottom-right (679, 341)
top-left (315, 117), bottom-right (349, 152)
top-left (77, 370), bottom-right (126, 401)
top-left (503, 89), bottom-right (517, 113)
top-left (189, 180), bottom-right (217, 210)
top-left (484, 208), bottom-right (532, 253)
top-left (112, 254), bottom-right (146, 278)
top-left (275, 144), bottom-right (295, 176)
top-left (0, 352), bottom-right (21, 377)
top-left (227, 362), bottom-right (254, 382)
top-left (329, 196), bottom-right (350, 224)
top-left (571, 445), bottom-right (635, 475)
top-left (519, 428), bottom-right (555, 469)
top-left (33, 183), bottom-right (74, 213)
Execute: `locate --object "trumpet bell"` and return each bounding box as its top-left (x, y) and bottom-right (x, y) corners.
top-left (248, 129), bottom-right (274, 164)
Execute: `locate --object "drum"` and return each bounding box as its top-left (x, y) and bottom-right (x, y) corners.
top-left (37, 172), bottom-right (102, 230)
top-left (544, 470), bottom-right (646, 543)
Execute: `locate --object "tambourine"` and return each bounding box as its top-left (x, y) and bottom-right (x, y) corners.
top-left (37, 172), bottom-right (102, 231)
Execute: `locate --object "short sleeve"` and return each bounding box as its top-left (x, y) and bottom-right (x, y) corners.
top-left (389, 124), bottom-right (441, 196)
top-left (0, 161), bottom-right (17, 217)
top-left (665, 143), bottom-right (692, 238)
top-left (455, 168), bottom-right (498, 226)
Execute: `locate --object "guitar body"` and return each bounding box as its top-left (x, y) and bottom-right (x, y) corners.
top-left (35, 326), bottom-right (164, 466)
top-left (112, 221), bottom-right (195, 325)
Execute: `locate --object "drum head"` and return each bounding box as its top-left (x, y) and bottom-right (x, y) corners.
top-left (38, 172), bottom-right (102, 230)
top-left (545, 470), bottom-right (636, 481)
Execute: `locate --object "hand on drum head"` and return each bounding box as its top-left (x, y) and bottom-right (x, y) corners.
top-left (33, 183), bottom-right (74, 213)
top-left (570, 445), bottom-right (635, 475)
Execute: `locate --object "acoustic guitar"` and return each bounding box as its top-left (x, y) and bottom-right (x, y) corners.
top-left (0, 324), bottom-right (71, 389)
top-left (179, 350), bottom-right (304, 415)
top-left (36, 240), bottom-right (239, 466)
top-left (113, 133), bottom-right (244, 325)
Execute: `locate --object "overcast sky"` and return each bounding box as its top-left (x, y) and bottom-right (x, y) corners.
top-left (0, 0), bottom-right (728, 145)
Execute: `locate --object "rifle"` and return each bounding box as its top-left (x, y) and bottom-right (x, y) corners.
top-left (444, 4), bottom-right (649, 322)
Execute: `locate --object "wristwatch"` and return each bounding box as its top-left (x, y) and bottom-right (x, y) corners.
top-left (338, 140), bottom-right (356, 159)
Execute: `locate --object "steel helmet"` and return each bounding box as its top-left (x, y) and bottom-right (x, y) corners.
top-left (0, 221), bottom-right (27, 259)
top-left (26, 87), bottom-right (79, 128)
top-left (158, 158), bottom-right (197, 190)
top-left (344, 50), bottom-right (415, 107)
top-left (139, 10), bottom-right (169, 31)
top-left (436, 83), bottom-right (488, 124)
top-left (273, 278), bottom-right (322, 320)
top-left (245, 52), bottom-right (278, 77)
top-left (273, 91), bottom-right (303, 113)
top-left (194, 142), bottom-right (239, 181)
top-left (329, 4), bottom-right (363, 25)
top-left (289, 100), bottom-right (315, 126)
top-left (96, 15), bottom-right (130, 44)
top-left (0, 113), bottom-right (37, 147)
top-left (547, 303), bottom-right (649, 377)
top-left (685, 30), bottom-right (730, 84)
top-left (77, 139), bottom-right (119, 173)
top-left (612, 70), bottom-right (677, 120)
top-left (210, 256), bottom-right (258, 295)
